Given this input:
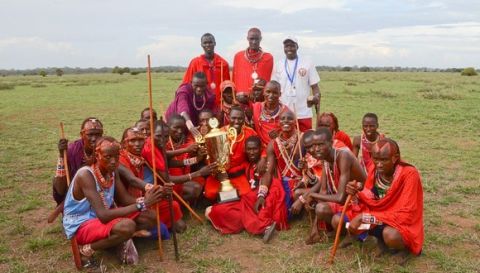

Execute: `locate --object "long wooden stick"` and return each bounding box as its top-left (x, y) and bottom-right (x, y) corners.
top-left (328, 194), bottom-right (353, 265)
top-left (159, 131), bottom-right (179, 261)
top-left (145, 161), bottom-right (204, 223)
top-left (59, 122), bottom-right (82, 270)
top-left (293, 103), bottom-right (313, 226)
top-left (147, 55), bottom-right (164, 261)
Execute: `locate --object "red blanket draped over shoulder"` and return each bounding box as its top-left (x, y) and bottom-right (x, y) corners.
top-left (232, 50), bottom-right (273, 95)
top-left (334, 130), bottom-right (353, 151)
top-left (165, 135), bottom-right (195, 194)
top-left (183, 54), bottom-right (230, 107)
top-left (252, 102), bottom-right (290, 147)
top-left (357, 162), bottom-right (424, 255)
top-left (208, 164), bottom-right (288, 234)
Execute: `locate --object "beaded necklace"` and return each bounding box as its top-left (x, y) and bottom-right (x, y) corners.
top-left (374, 165), bottom-right (398, 199)
top-left (192, 93), bottom-right (206, 110)
top-left (91, 163), bottom-right (114, 209)
top-left (260, 102), bottom-right (282, 122)
top-left (323, 149), bottom-right (338, 194)
top-left (276, 133), bottom-right (300, 178)
top-left (244, 47), bottom-right (264, 64)
top-left (126, 151), bottom-right (144, 173)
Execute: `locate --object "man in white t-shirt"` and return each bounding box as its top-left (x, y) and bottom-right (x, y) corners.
top-left (272, 36), bottom-right (321, 132)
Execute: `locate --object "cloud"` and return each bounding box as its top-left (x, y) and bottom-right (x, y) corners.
top-left (136, 35), bottom-right (199, 66)
top-left (0, 37), bottom-right (74, 52)
top-left (210, 0), bottom-right (346, 13)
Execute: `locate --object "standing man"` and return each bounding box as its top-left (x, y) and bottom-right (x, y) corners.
top-left (232, 28), bottom-right (274, 103)
top-left (183, 33), bottom-right (230, 107)
top-left (272, 37), bottom-right (320, 132)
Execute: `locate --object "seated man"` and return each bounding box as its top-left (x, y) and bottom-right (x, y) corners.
top-left (317, 112), bottom-right (353, 151)
top-left (63, 136), bottom-right (166, 266)
top-left (206, 136), bottom-right (288, 243)
top-left (251, 80), bottom-right (290, 147)
top-left (53, 117), bottom-right (103, 205)
top-left (204, 106), bottom-right (257, 201)
top-left (165, 114), bottom-right (205, 201)
top-left (352, 113), bottom-right (385, 172)
top-left (343, 138), bottom-right (423, 261)
top-left (119, 126), bottom-right (182, 235)
top-left (262, 109), bottom-right (303, 217)
top-left (301, 128), bottom-right (366, 243)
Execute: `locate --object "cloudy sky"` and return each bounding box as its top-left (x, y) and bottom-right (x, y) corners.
top-left (1, 0), bottom-right (479, 69)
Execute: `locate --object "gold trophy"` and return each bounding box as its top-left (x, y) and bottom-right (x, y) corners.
top-left (196, 117), bottom-right (239, 203)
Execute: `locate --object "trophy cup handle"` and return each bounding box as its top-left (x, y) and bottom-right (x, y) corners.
top-left (227, 127), bottom-right (237, 155)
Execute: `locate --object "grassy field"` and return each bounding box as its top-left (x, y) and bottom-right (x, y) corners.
top-left (0, 71), bottom-right (479, 273)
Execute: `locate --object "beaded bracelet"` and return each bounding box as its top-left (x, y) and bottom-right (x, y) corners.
top-left (55, 157), bottom-right (66, 177)
top-left (257, 184), bottom-right (269, 198)
top-left (136, 197), bottom-right (147, 212)
top-left (299, 195), bottom-right (307, 204)
top-left (361, 214), bottom-right (382, 225)
top-left (183, 157), bottom-right (198, 166)
top-left (144, 183), bottom-right (154, 191)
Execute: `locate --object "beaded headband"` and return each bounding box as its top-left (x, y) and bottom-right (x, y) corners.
top-left (95, 140), bottom-right (121, 154)
top-left (82, 118), bottom-right (103, 132)
top-left (124, 127), bottom-right (145, 141)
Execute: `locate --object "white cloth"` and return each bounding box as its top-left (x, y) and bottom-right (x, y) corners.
top-left (272, 56), bottom-right (320, 119)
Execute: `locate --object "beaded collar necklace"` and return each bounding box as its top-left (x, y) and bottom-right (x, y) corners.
top-left (192, 93), bottom-right (206, 110)
top-left (244, 47), bottom-right (264, 64)
top-left (260, 102), bottom-right (282, 121)
top-left (91, 163), bottom-right (114, 189)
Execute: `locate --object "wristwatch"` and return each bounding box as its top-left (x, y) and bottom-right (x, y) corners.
top-left (135, 202), bottom-right (143, 211)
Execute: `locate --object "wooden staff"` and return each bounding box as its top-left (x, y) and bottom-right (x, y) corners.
top-left (293, 103), bottom-right (313, 226)
top-left (328, 194), bottom-right (353, 265)
top-left (147, 55), bottom-right (164, 260)
top-left (58, 122), bottom-right (82, 270)
top-left (145, 161), bottom-right (204, 223)
top-left (158, 125), bottom-right (179, 261)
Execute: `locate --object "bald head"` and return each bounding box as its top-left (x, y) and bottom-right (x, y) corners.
top-left (247, 27), bottom-right (262, 51)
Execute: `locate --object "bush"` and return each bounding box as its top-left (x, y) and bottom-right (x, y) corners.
top-left (461, 67), bottom-right (477, 76)
top-left (38, 70), bottom-right (47, 77)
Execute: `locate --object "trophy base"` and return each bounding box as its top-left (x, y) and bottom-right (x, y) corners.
top-left (218, 189), bottom-right (240, 203)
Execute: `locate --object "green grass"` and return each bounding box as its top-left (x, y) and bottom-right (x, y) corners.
top-left (1, 72), bottom-right (479, 272)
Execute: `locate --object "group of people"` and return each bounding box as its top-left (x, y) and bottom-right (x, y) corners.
top-left (52, 27), bottom-right (424, 269)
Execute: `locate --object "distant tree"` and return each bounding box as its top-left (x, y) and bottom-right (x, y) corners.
top-left (122, 67), bottom-right (130, 73)
top-left (112, 66), bottom-right (120, 74)
top-left (55, 68), bottom-right (64, 77)
top-left (341, 66), bottom-right (352, 72)
top-left (130, 71), bottom-right (140, 75)
top-left (39, 70), bottom-right (47, 77)
top-left (359, 66), bottom-right (370, 72)
top-left (461, 67), bottom-right (477, 76)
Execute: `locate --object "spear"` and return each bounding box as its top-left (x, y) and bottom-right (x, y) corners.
top-left (328, 194), bottom-right (353, 265)
top-left (147, 55), bottom-right (164, 261)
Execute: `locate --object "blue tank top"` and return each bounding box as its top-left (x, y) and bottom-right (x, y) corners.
top-left (63, 166), bottom-right (115, 239)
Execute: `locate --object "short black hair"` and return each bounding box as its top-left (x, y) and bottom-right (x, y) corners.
top-left (201, 33), bottom-right (215, 42)
top-left (301, 129), bottom-right (315, 145)
top-left (141, 107), bottom-right (158, 120)
top-left (167, 114), bottom-right (186, 126)
top-left (314, 127), bottom-right (333, 142)
top-left (230, 105), bottom-right (245, 115)
top-left (193, 72), bottom-right (207, 81)
top-left (245, 135), bottom-right (261, 148)
top-left (363, 112), bottom-right (378, 122)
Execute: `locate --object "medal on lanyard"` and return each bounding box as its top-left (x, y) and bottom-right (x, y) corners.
top-left (285, 58), bottom-right (298, 96)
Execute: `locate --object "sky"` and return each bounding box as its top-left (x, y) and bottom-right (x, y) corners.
top-left (0, 0), bottom-right (479, 69)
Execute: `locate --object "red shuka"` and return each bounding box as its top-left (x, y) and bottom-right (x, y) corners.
top-left (119, 150), bottom-right (144, 198)
top-left (359, 133), bottom-right (385, 172)
top-left (357, 162), bottom-right (424, 255)
top-left (232, 50), bottom-right (273, 95)
top-left (165, 135), bottom-right (195, 195)
top-left (208, 163), bottom-right (288, 234)
top-left (141, 138), bottom-right (183, 228)
top-left (183, 54), bottom-right (230, 107)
